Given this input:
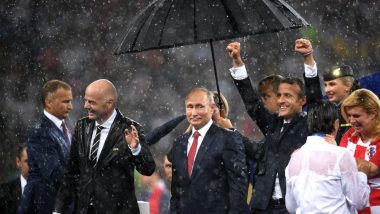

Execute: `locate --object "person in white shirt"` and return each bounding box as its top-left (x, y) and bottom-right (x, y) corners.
top-left (0, 143), bottom-right (29, 214)
top-left (285, 100), bottom-right (370, 214)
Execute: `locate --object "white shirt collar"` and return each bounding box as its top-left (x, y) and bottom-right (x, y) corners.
top-left (44, 110), bottom-right (64, 129)
top-left (95, 109), bottom-right (117, 129)
top-left (191, 119), bottom-right (213, 137)
top-left (20, 175), bottom-right (27, 195)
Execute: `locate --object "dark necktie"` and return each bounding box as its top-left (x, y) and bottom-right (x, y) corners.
top-left (61, 122), bottom-right (70, 147)
top-left (90, 126), bottom-right (103, 167)
top-left (281, 122), bottom-right (290, 133)
top-left (188, 131), bottom-right (200, 177)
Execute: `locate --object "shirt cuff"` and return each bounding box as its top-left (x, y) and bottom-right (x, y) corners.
top-left (304, 62), bottom-right (318, 78)
top-left (129, 143), bottom-right (141, 156)
top-left (229, 65), bottom-right (248, 80)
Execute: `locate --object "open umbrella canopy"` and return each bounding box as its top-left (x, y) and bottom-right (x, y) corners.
top-left (115, 0), bottom-right (309, 54)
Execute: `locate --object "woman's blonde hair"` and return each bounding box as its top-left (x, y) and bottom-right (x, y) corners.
top-left (341, 89), bottom-right (380, 140)
top-left (211, 91), bottom-right (229, 118)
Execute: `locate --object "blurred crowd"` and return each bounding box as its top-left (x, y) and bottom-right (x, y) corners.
top-left (1, 0), bottom-right (379, 185)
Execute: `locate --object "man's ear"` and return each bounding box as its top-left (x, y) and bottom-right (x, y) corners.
top-left (44, 97), bottom-right (52, 110)
top-left (16, 157), bottom-right (21, 167)
top-left (333, 119), bottom-right (339, 132)
top-left (300, 96), bottom-right (307, 106)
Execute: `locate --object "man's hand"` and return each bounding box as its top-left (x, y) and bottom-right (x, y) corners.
top-left (295, 38), bottom-right (313, 55)
top-left (226, 42), bottom-right (244, 67)
top-left (295, 38), bottom-right (315, 66)
top-left (124, 125), bottom-right (139, 149)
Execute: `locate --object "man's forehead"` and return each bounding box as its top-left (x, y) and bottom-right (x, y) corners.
top-left (279, 83), bottom-right (300, 91)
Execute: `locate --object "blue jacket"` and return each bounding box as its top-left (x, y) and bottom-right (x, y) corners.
top-left (19, 115), bottom-right (70, 214)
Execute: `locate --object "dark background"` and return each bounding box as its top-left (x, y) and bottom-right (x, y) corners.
top-left (1, 0), bottom-right (379, 182)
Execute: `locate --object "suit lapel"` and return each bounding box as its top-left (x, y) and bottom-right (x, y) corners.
top-left (177, 133), bottom-right (191, 182)
top-left (190, 124), bottom-right (217, 179)
top-left (84, 120), bottom-right (95, 161)
top-left (42, 115), bottom-right (70, 155)
top-left (96, 111), bottom-right (124, 167)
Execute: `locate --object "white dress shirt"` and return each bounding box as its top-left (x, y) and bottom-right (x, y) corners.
top-left (187, 120), bottom-right (213, 157)
top-left (89, 109), bottom-right (141, 160)
top-left (44, 110), bottom-right (64, 130)
top-left (20, 175), bottom-right (27, 195)
top-left (285, 135), bottom-right (370, 214)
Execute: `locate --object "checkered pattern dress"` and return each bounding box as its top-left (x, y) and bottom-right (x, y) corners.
top-left (340, 128), bottom-right (380, 214)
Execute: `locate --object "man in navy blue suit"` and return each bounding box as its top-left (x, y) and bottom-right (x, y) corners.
top-left (19, 80), bottom-right (73, 214)
top-left (170, 87), bottom-right (248, 214)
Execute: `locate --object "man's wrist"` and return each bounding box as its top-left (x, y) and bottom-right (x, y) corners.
top-left (229, 65), bottom-right (248, 80)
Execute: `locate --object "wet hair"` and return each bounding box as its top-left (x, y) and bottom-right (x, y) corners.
top-left (258, 74), bottom-right (285, 95)
top-left (341, 89), bottom-right (380, 139)
top-left (41, 80), bottom-right (71, 107)
top-left (307, 100), bottom-right (339, 135)
top-left (185, 87), bottom-right (213, 104)
top-left (280, 77), bottom-right (306, 98)
top-left (211, 91), bottom-right (229, 117)
top-left (17, 143), bottom-right (27, 159)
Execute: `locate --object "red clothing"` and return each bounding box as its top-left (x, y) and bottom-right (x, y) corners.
top-left (146, 180), bottom-right (170, 214)
top-left (340, 127), bottom-right (380, 214)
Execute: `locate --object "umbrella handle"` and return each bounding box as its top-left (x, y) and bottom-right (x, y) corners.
top-left (210, 40), bottom-right (223, 110)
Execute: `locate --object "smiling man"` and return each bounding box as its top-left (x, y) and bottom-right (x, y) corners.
top-left (54, 79), bottom-right (155, 214)
top-left (170, 87), bottom-right (248, 214)
top-left (226, 42), bottom-right (311, 213)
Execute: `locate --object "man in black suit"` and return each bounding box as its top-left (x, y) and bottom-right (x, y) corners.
top-left (226, 42), bottom-right (322, 213)
top-left (170, 87), bottom-right (248, 214)
top-left (0, 144), bottom-right (28, 214)
top-left (54, 79), bottom-right (155, 214)
top-left (19, 80), bottom-right (73, 214)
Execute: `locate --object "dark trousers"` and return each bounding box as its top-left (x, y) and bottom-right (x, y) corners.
top-left (253, 198), bottom-right (289, 214)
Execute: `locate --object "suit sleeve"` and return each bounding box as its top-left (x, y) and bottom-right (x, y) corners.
top-left (145, 115), bottom-right (185, 146)
top-left (170, 137), bottom-right (181, 214)
top-left (27, 129), bottom-right (65, 187)
top-left (304, 74), bottom-right (323, 109)
top-left (223, 131), bottom-right (248, 213)
top-left (233, 77), bottom-right (274, 135)
top-left (54, 122), bottom-right (82, 213)
top-left (132, 122), bottom-right (156, 176)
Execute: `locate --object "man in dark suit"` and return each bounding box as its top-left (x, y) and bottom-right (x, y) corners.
top-left (226, 42), bottom-right (322, 213)
top-left (0, 144), bottom-right (28, 214)
top-left (170, 87), bottom-right (248, 214)
top-left (54, 79), bottom-right (155, 214)
top-left (19, 80), bottom-right (73, 214)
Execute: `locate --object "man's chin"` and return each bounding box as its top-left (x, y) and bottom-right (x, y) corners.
top-left (87, 114), bottom-right (97, 120)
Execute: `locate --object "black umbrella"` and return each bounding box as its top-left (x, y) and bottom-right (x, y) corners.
top-left (115, 0), bottom-right (309, 107)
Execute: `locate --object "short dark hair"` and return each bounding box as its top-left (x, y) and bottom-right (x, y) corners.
top-left (258, 74), bottom-right (285, 95)
top-left (307, 100), bottom-right (339, 135)
top-left (280, 77), bottom-right (305, 98)
top-left (41, 80), bottom-right (71, 107)
top-left (17, 143), bottom-right (27, 159)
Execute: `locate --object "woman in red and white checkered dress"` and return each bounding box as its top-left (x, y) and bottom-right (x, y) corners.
top-left (340, 89), bottom-right (380, 214)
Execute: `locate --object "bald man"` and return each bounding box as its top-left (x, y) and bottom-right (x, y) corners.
top-left (54, 79), bottom-right (155, 214)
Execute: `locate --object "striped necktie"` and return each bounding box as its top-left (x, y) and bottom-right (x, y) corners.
top-left (90, 126), bottom-right (103, 167)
